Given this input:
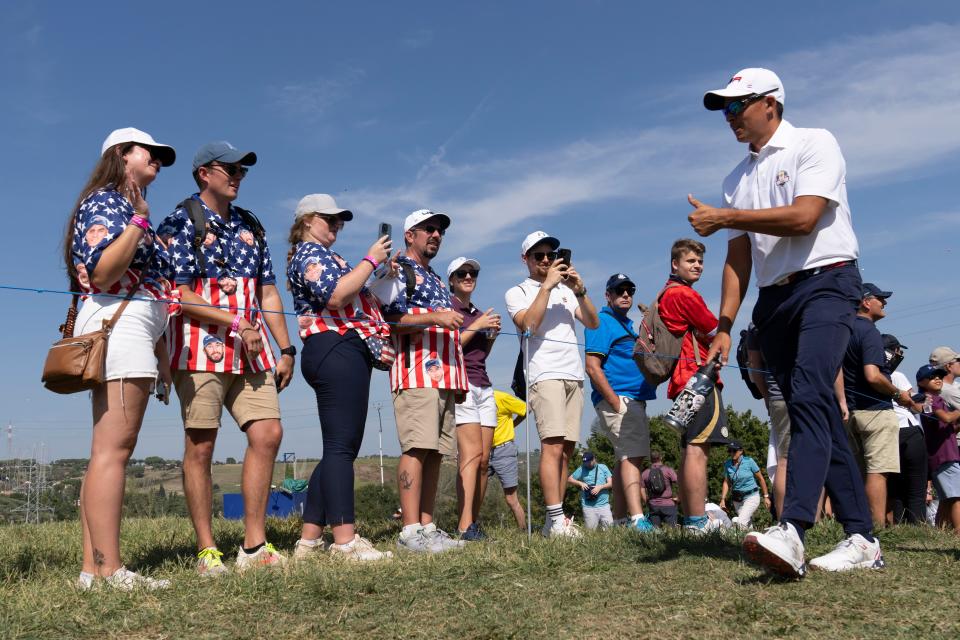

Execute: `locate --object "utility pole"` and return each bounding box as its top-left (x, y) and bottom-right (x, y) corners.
top-left (374, 402), bottom-right (385, 486)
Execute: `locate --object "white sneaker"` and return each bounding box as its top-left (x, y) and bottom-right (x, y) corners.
top-left (105, 567), bottom-right (171, 591)
top-left (742, 523), bottom-right (807, 579)
top-left (683, 517), bottom-right (724, 536)
top-left (547, 515), bottom-right (582, 539)
top-left (809, 534), bottom-right (885, 572)
top-left (421, 523), bottom-right (466, 552)
top-left (293, 537), bottom-right (330, 561)
top-left (75, 571), bottom-right (94, 590)
top-left (235, 542), bottom-right (287, 573)
top-left (330, 535), bottom-right (394, 561)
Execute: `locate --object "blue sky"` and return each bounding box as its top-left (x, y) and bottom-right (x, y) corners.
top-left (1, 2), bottom-right (958, 462)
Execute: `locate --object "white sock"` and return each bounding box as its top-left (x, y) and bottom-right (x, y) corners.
top-left (402, 523), bottom-right (422, 538)
top-left (630, 514), bottom-right (646, 523)
top-left (297, 538), bottom-right (319, 547)
top-left (546, 504), bottom-right (564, 522)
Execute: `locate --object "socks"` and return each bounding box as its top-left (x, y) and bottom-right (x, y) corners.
top-left (401, 523), bottom-right (422, 538)
top-left (546, 504), bottom-right (564, 522)
top-left (242, 542), bottom-right (265, 555)
top-left (683, 515), bottom-right (709, 528)
top-left (630, 514), bottom-right (646, 523)
top-left (297, 538), bottom-right (319, 547)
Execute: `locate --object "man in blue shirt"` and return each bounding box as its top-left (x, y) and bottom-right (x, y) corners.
top-left (842, 283), bottom-right (915, 528)
top-left (569, 452), bottom-right (613, 529)
top-left (584, 274), bottom-right (657, 532)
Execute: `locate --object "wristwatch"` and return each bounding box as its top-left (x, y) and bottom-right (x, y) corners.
top-left (280, 346), bottom-right (297, 358)
top-left (575, 287), bottom-right (587, 298)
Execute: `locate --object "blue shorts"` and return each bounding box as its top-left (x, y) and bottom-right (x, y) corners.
top-left (933, 461), bottom-right (960, 500)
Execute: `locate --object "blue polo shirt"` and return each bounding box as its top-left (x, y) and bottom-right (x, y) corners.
top-left (842, 316), bottom-right (890, 411)
top-left (584, 306), bottom-right (656, 406)
top-left (724, 456), bottom-right (761, 494)
top-left (571, 463), bottom-right (612, 507)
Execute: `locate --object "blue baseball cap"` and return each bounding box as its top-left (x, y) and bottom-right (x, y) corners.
top-left (582, 451), bottom-right (595, 462)
top-left (862, 283), bottom-right (892, 300)
top-left (203, 334), bottom-right (223, 347)
top-left (192, 141), bottom-right (257, 171)
top-left (916, 364), bottom-right (946, 384)
top-left (605, 273), bottom-right (635, 291)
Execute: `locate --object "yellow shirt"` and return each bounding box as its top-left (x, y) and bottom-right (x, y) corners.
top-left (493, 390), bottom-right (526, 447)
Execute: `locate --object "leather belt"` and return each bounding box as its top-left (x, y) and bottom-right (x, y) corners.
top-left (771, 260), bottom-right (857, 287)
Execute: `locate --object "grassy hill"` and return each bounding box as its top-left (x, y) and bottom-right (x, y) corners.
top-left (1, 516), bottom-right (958, 639)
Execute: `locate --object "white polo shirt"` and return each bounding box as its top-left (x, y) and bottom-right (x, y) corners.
top-left (723, 120), bottom-right (859, 287)
top-left (505, 278), bottom-right (583, 385)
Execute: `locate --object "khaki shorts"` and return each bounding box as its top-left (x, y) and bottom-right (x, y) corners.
top-left (173, 370), bottom-right (281, 430)
top-left (595, 397), bottom-right (650, 460)
top-left (393, 387), bottom-right (457, 455)
top-left (768, 398), bottom-right (791, 460)
top-left (846, 409), bottom-right (900, 474)
top-left (529, 379), bottom-right (583, 442)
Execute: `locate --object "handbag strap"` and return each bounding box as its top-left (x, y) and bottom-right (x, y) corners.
top-left (60, 275), bottom-right (139, 338)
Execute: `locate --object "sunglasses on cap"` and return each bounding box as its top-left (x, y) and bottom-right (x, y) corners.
top-left (208, 163), bottom-right (248, 179)
top-left (529, 251), bottom-right (558, 262)
top-left (414, 224), bottom-right (445, 236)
top-left (722, 88), bottom-right (778, 118)
top-left (453, 269), bottom-right (479, 279)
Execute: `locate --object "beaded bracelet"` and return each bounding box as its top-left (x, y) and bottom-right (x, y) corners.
top-left (129, 214), bottom-right (150, 232)
top-left (362, 255), bottom-right (380, 269)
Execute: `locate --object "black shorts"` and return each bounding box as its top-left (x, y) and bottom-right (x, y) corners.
top-left (681, 387), bottom-right (730, 447)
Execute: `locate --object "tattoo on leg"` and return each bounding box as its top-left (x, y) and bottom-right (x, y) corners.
top-left (93, 548), bottom-right (104, 567)
top-left (399, 470), bottom-right (413, 491)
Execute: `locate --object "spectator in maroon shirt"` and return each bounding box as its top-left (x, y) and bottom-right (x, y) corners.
top-left (916, 365), bottom-right (960, 533)
top-left (641, 451), bottom-right (680, 527)
top-left (448, 257), bottom-right (502, 541)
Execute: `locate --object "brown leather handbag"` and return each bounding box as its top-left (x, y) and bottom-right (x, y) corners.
top-left (41, 287), bottom-right (136, 394)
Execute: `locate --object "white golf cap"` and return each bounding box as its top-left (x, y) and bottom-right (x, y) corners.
top-left (101, 127), bottom-right (176, 166)
top-left (521, 230), bottom-right (560, 256)
top-left (294, 194), bottom-right (353, 221)
top-left (446, 256), bottom-right (481, 279)
top-left (404, 209), bottom-right (451, 232)
top-left (703, 68), bottom-right (785, 111)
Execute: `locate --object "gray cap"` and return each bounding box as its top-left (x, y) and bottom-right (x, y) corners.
top-left (294, 194), bottom-right (353, 221)
top-left (192, 141), bottom-right (257, 171)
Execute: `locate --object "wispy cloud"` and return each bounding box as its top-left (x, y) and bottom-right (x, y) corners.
top-left (347, 22), bottom-right (960, 256)
top-left (270, 66), bottom-right (366, 122)
top-left (400, 28), bottom-right (434, 49)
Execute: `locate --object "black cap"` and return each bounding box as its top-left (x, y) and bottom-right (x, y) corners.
top-left (862, 283), bottom-right (893, 300)
top-left (582, 451), bottom-right (595, 462)
top-left (605, 273), bottom-right (635, 291)
top-left (727, 440), bottom-right (743, 451)
top-left (882, 334), bottom-right (907, 352)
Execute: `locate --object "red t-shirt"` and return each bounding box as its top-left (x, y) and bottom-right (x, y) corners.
top-left (657, 279), bottom-right (719, 399)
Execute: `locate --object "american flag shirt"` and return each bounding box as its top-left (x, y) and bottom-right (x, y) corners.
top-left (287, 241), bottom-right (395, 364)
top-left (156, 194), bottom-right (277, 374)
top-left (383, 255), bottom-right (467, 393)
top-left (71, 188), bottom-right (175, 303)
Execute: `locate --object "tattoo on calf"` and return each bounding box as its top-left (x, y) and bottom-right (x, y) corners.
top-left (399, 470), bottom-right (413, 490)
top-left (93, 548), bottom-right (105, 566)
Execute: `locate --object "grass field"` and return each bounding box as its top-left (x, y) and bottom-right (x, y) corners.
top-left (1, 517), bottom-right (958, 639)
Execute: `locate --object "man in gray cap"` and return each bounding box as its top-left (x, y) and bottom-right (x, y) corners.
top-left (157, 141), bottom-right (295, 575)
top-left (841, 283), bottom-right (914, 528)
top-left (929, 346), bottom-right (960, 411)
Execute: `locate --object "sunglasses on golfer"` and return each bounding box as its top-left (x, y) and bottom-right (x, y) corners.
top-left (722, 88), bottom-right (778, 117)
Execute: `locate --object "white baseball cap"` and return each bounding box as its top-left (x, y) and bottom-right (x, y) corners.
top-left (703, 68), bottom-right (785, 111)
top-left (404, 209), bottom-right (451, 232)
top-left (101, 127), bottom-right (176, 166)
top-left (521, 230), bottom-right (560, 256)
top-left (294, 194), bottom-right (353, 220)
top-left (446, 256), bottom-right (481, 279)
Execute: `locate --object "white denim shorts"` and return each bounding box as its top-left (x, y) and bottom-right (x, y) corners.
top-left (74, 293), bottom-right (168, 380)
top-left (455, 383), bottom-right (497, 426)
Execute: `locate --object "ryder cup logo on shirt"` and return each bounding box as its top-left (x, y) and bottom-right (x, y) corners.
top-left (776, 170), bottom-right (790, 186)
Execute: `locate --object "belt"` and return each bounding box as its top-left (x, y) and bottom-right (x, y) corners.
top-left (771, 260), bottom-right (857, 287)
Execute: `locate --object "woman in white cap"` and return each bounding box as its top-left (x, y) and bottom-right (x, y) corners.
top-left (448, 256), bottom-right (501, 540)
top-left (286, 194), bottom-right (396, 561)
top-left (66, 127), bottom-right (177, 590)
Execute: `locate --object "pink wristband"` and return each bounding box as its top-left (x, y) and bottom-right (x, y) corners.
top-left (129, 214), bottom-right (150, 232)
top-left (230, 313), bottom-right (243, 335)
top-left (362, 255), bottom-right (380, 269)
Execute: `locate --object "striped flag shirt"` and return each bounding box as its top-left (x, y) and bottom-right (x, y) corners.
top-left (383, 256), bottom-right (467, 392)
top-left (156, 196), bottom-right (277, 374)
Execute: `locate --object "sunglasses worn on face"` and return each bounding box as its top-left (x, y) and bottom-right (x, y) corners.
top-left (454, 269), bottom-right (479, 279)
top-left (530, 251), bottom-right (558, 262)
top-left (209, 163), bottom-right (249, 179)
top-left (317, 215), bottom-right (344, 231)
top-left (612, 285), bottom-right (636, 297)
top-left (415, 224), bottom-right (445, 236)
top-left (722, 88), bottom-right (779, 117)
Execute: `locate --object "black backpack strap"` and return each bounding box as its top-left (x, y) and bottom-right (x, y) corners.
top-left (178, 198), bottom-right (208, 278)
top-left (401, 261), bottom-right (417, 302)
top-left (234, 206), bottom-right (267, 281)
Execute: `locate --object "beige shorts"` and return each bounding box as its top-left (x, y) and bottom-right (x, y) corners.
top-left (173, 370), bottom-right (281, 430)
top-left (846, 409), bottom-right (901, 474)
top-left (529, 379), bottom-right (583, 442)
top-left (393, 387), bottom-right (457, 455)
top-left (595, 397), bottom-right (650, 461)
top-left (768, 399), bottom-right (791, 460)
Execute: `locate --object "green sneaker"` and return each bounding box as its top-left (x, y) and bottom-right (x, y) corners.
top-left (197, 547), bottom-right (228, 577)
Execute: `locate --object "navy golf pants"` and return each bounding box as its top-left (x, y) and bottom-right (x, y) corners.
top-left (301, 330), bottom-right (372, 527)
top-left (753, 264), bottom-right (872, 537)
